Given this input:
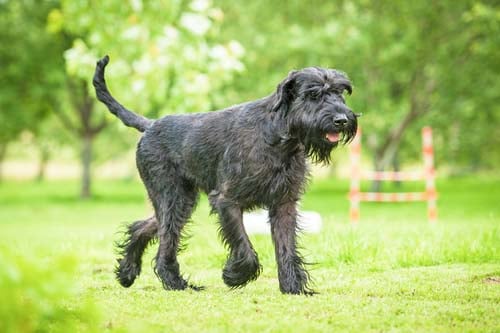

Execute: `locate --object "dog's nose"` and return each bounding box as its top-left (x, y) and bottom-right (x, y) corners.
top-left (333, 114), bottom-right (348, 127)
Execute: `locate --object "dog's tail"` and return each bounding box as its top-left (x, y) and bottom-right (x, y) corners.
top-left (93, 55), bottom-right (153, 132)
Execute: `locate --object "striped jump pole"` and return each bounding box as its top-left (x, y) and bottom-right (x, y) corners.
top-left (349, 128), bottom-right (362, 224)
top-left (422, 127), bottom-right (437, 223)
top-left (348, 126), bottom-right (437, 223)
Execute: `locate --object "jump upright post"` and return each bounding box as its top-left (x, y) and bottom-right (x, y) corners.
top-left (349, 127), bottom-right (437, 224)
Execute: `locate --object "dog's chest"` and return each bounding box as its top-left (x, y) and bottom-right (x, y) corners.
top-left (224, 146), bottom-right (307, 206)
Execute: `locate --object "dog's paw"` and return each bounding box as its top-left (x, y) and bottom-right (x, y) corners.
top-left (280, 286), bottom-right (318, 296)
top-left (115, 259), bottom-right (140, 288)
top-left (222, 254), bottom-right (262, 288)
top-left (155, 265), bottom-right (190, 291)
top-left (161, 276), bottom-right (188, 291)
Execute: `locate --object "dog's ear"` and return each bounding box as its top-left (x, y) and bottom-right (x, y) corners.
top-left (271, 70), bottom-right (298, 113)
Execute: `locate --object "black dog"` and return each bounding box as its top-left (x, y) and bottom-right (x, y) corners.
top-left (93, 55), bottom-right (358, 295)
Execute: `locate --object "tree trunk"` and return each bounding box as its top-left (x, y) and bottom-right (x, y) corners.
top-left (81, 134), bottom-right (93, 199)
top-left (36, 145), bottom-right (50, 182)
top-left (63, 77), bottom-right (108, 199)
top-left (370, 108), bottom-right (420, 191)
top-left (371, 153), bottom-right (383, 192)
top-left (370, 75), bottom-right (436, 191)
top-left (392, 152), bottom-right (402, 188)
top-left (372, 152), bottom-right (404, 191)
top-left (0, 142), bottom-right (7, 182)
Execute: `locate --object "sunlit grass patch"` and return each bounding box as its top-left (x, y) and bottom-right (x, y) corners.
top-left (0, 176), bottom-right (498, 332)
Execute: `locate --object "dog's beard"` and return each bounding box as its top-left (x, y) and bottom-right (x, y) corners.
top-left (303, 123), bottom-right (357, 165)
top-left (284, 99), bottom-right (358, 164)
top-left (304, 139), bottom-right (336, 164)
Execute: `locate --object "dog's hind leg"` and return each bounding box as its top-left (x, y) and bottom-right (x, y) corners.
top-left (209, 192), bottom-right (262, 288)
top-left (115, 216), bottom-right (158, 287)
top-left (269, 202), bottom-right (314, 295)
top-left (147, 178), bottom-right (200, 291)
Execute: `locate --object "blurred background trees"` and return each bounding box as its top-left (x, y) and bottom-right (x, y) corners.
top-left (1, 0), bottom-right (499, 197)
top-left (0, 0), bottom-right (65, 181)
top-left (217, 0), bottom-right (500, 174)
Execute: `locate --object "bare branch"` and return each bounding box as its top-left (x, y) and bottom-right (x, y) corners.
top-left (90, 118), bottom-right (108, 135)
top-left (52, 103), bottom-right (79, 133)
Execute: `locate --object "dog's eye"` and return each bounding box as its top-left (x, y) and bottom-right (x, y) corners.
top-left (334, 89), bottom-right (348, 100)
top-left (308, 91), bottom-right (321, 100)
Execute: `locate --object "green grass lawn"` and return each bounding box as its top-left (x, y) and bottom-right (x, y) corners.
top-left (0, 176), bottom-right (499, 332)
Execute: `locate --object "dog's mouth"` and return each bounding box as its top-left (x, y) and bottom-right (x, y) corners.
top-left (325, 132), bottom-right (341, 143)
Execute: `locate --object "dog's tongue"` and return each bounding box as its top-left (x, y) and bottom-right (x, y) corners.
top-left (326, 132), bottom-right (340, 143)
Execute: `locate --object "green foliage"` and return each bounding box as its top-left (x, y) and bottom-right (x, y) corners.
top-left (0, 0), bottom-right (65, 144)
top-left (0, 248), bottom-right (99, 333)
top-left (25, 0), bottom-right (247, 195)
top-left (51, 0), bottom-right (245, 118)
top-left (434, 2), bottom-right (500, 169)
top-left (217, 0), bottom-right (500, 170)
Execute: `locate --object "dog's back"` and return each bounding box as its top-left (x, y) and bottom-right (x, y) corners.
top-left (137, 110), bottom-right (232, 191)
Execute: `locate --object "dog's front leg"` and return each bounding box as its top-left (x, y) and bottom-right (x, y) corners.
top-left (209, 191), bottom-right (262, 288)
top-left (269, 202), bottom-right (314, 295)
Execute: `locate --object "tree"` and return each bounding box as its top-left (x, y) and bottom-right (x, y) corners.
top-left (217, 0), bottom-right (500, 178)
top-left (50, 74), bottom-right (108, 198)
top-left (0, 0), bottom-right (65, 181)
top-left (347, 1), bottom-right (500, 178)
top-left (47, 0), bottom-right (245, 197)
top-left (31, 113), bottom-right (73, 182)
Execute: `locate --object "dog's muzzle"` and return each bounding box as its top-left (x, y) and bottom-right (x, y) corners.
top-left (323, 106), bottom-right (357, 144)
top-left (333, 114), bottom-right (348, 128)
top-left (324, 114), bottom-right (348, 143)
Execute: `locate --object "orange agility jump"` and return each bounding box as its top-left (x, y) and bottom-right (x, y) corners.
top-left (349, 127), bottom-right (437, 224)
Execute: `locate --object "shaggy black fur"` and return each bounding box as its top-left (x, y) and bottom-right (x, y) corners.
top-left (93, 55), bottom-right (358, 295)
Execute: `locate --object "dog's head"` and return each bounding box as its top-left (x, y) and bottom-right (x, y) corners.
top-left (270, 67), bottom-right (358, 164)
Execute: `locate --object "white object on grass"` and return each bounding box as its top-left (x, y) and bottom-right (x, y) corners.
top-left (243, 210), bottom-right (322, 235)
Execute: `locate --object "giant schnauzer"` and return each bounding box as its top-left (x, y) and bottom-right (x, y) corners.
top-left (93, 55), bottom-right (358, 295)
